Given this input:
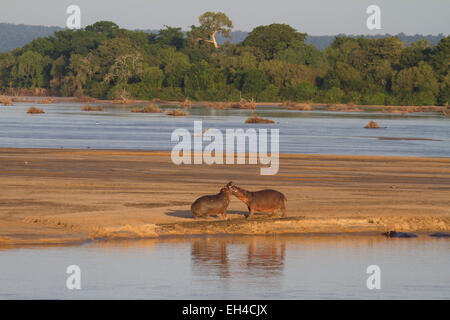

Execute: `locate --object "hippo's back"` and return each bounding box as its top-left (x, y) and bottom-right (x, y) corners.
top-left (249, 189), bottom-right (286, 210)
top-left (191, 194), bottom-right (229, 217)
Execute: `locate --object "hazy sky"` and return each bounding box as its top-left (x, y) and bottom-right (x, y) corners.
top-left (0, 0), bottom-right (448, 35)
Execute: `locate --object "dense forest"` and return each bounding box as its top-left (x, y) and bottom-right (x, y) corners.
top-left (0, 22), bottom-right (446, 52)
top-left (0, 13), bottom-right (448, 105)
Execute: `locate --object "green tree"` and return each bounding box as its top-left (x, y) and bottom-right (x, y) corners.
top-left (88, 37), bottom-right (142, 82)
top-left (295, 82), bottom-right (317, 101)
top-left (183, 60), bottom-right (228, 100)
top-left (243, 24), bottom-right (306, 60)
top-left (142, 66), bottom-right (164, 88)
top-left (334, 62), bottom-right (363, 93)
top-left (429, 36), bottom-right (449, 76)
top-left (105, 53), bottom-right (144, 84)
top-left (366, 60), bottom-right (393, 90)
top-left (195, 12), bottom-right (233, 49)
top-left (156, 26), bottom-right (186, 50)
top-left (0, 52), bottom-right (15, 89)
top-left (258, 84), bottom-right (280, 102)
top-left (323, 87), bottom-right (344, 103)
top-left (49, 56), bottom-right (66, 94)
top-left (399, 39), bottom-right (432, 68)
top-left (275, 40), bottom-right (328, 74)
top-left (22, 37), bottom-right (55, 57)
top-left (392, 61), bottom-right (439, 105)
top-left (13, 51), bottom-right (51, 88)
top-left (154, 47), bottom-right (190, 87)
top-left (85, 21), bottom-right (119, 36)
top-left (242, 69), bottom-right (269, 98)
top-left (436, 73), bottom-right (449, 105)
top-left (259, 60), bottom-right (314, 88)
top-left (61, 54), bottom-right (92, 96)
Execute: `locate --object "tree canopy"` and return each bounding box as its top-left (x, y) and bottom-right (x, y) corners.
top-left (243, 24), bottom-right (307, 59)
top-left (0, 13), bottom-right (448, 106)
top-left (197, 12), bottom-right (233, 49)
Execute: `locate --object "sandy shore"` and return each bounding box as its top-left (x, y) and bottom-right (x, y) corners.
top-left (0, 148), bottom-right (449, 247)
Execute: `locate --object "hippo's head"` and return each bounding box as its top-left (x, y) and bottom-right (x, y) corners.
top-left (228, 184), bottom-right (249, 203)
top-left (220, 181), bottom-right (233, 194)
top-left (229, 183), bottom-right (243, 195)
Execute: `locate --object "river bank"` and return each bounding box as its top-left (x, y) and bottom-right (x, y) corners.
top-left (2, 95), bottom-right (449, 115)
top-left (0, 148), bottom-right (449, 248)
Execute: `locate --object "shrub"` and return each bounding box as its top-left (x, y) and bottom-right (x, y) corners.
top-left (1, 96), bottom-right (13, 106)
top-left (131, 104), bottom-right (162, 113)
top-left (180, 98), bottom-right (192, 107)
top-left (38, 98), bottom-right (55, 104)
top-left (204, 102), bottom-right (232, 109)
top-left (231, 98), bottom-right (256, 109)
top-left (282, 102), bottom-right (312, 111)
top-left (245, 114), bottom-right (275, 124)
top-left (27, 107), bottom-right (45, 114)
top-left (82, 105), bottom-right (105, 111)
top-left (365, 120), bottom-right (380, 129)
top-left (165, 109), bottom-right (188, 116)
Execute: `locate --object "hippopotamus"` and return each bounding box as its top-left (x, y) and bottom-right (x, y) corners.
top-left (191, 182), bottom-right (233, 219)
top-left (383, 231), bottom-right (418, 238)
top-left (229, 184), bottom-right (287, 219)
top-left (429, 232), bottom-right (450, 238)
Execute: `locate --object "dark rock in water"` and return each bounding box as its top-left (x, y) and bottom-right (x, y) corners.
top-left (429, 232), bottom-right (450, 238)
top-left (383, 231), bottom-right (418, 238)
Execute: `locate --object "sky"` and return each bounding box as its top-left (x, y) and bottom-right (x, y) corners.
top-left (0, 0), bottom-right (448, 35)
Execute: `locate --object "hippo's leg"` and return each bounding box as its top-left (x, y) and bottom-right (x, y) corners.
top-left (244, 206), bottom-right (251, 219)
top-left (248, 208), bottom-right (255, 219)
top-left (269, 209), bottom-right (277, 217)
top-left (280, 206), bottom-right (287, 217)
top-left (221, 210), bottom-right (228, 220)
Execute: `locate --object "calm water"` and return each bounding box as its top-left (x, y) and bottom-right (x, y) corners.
top-left (0, 235), bottom-right (449, 299)
top-left (0, 102), bottom-right (449, 157)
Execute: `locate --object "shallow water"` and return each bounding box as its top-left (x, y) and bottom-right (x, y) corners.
top-left (0, 103), bottom-right (449, 157)
top-left (0, 235), bottom-right (449, 299)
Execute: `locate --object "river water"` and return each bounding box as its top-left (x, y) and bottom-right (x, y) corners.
top-left (0, 235), bottom-right (449, 299)
top-left (0, 102), bottom-right (449, 157)
top-left (1, 103), bottom-right (449, 300)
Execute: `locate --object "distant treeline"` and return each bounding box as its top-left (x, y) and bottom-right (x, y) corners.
top-left (0, 23), bottom-right (63, 52)
top-left (0, 16), bottom-right (448, 106)
top-left (305, 33), bottom-right (447, 51)
top-left (0, 22), bottom-right (446, 52)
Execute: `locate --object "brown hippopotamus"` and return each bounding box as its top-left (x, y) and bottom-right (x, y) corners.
top-left (191, 182), bottom-right (233, 219)
top-left (229, 184), bottom-right (287, 219)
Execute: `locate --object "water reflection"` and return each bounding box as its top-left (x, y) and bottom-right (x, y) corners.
top-left (0, 235), bottom-right (449, 299)
top-left (190, 237), bottom-right (286, 280)
top-left (191, 239), bottom-right (230, 278)
top-left (246, 238), bottom-right (285, 273)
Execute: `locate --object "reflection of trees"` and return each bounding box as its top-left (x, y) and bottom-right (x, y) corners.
top-left (190, 237), bottom-right (286, 278)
